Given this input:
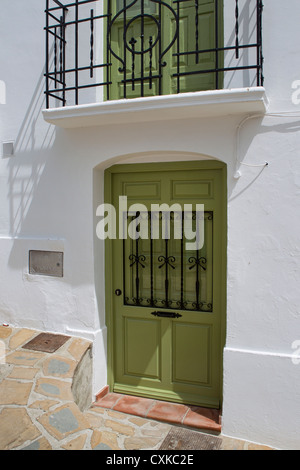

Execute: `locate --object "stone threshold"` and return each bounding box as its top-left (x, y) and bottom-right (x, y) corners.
top-left (94, 392), bottom-right (222, 434)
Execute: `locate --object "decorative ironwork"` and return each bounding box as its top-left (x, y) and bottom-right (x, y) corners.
top-left (235, 0), bottom-right (239, 59)
top-left (45, 0), bottom-right (264, 108)
top-left (151, 311), bottom-right (182, 319)
top-left (124, 211), bottom-right (213, 313)
top-left (188, 256), bottom-right (207, 271)
top-left (90, 9), bottom-right (95, 78)
top-left (158, 255), bottom-right (176, 270)
top-left (129, 253), bottom-right (146, 268)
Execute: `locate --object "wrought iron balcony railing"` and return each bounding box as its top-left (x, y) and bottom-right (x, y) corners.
top-left (45, 0), bottom-right (264, 108)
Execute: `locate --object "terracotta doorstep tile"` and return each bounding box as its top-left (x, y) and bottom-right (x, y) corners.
top-left (183, 407), bottom-right (221, 432)
top-left (113, 395), bottom-right (155, 418)
top-left (146, 401), bottom-right (189, 425)
top-left (94, 393), bottom-right (222, 432)
top-left (96, 385), bottom-right (109, 401)
top-left (94, 393), bottom-right (123, 410)
top-left (190, 406), bottom-right (221, 422)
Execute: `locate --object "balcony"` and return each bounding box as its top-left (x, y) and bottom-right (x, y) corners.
top-left (43, 0), bottom-right (267, 128)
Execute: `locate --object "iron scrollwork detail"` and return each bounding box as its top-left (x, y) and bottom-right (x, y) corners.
top-left (125, 211), bottom-right (213, 313)
top-left (158, 255), bottom-right (176, 270)
top-left (129, 253), bottom-right (146, 268)
top-left (107, 0), bottom-right (178, 94)
top-left (188, 256), bottom-right (207, 271)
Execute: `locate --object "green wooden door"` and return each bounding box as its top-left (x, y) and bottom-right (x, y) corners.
top-left (105, 161), bottom-right (227, 408)
top-left (108, 0), bottom-right (222, 100)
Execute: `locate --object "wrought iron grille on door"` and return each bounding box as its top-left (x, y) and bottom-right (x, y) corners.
top-left (123, 211), bottom-right (213, 313)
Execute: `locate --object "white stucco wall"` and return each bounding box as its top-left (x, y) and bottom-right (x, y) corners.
top-left (1, 0), bottom-right (300, 450)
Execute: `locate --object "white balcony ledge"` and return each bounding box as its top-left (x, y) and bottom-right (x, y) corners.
top-left (42, 87), bottom-right (268, 129)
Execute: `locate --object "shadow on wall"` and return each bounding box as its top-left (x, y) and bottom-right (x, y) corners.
top-left (4, 63), bottom-right (104, 335)
top-left (7, 66), bottom-right (56, 238)
top-left (225, 0), bottom-right (257, 89)
top-left (5, 61), bottom-right (100, 296)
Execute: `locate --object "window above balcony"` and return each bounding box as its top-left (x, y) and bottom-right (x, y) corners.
top-left (43, 0), bottom-right (267, 127)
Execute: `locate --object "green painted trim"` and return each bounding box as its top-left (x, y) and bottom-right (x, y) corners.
top-left (113, 383), bottom-right (220, 409)
top-left (217, 163), bottom-right (227, 409)
top-left (105, 159), bottom-right (226, 174)
top-left (104, 169), bottom-right (115, 391)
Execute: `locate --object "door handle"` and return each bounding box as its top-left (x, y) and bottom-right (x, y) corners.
top-left (151, 311), bottom-right (182, 319)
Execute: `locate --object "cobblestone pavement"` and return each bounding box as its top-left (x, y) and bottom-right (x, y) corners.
top-left (0, 326), bottom-right (274, 450)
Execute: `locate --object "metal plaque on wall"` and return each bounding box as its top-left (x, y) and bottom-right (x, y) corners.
top-left (29, 251), bottom-right (64, 277)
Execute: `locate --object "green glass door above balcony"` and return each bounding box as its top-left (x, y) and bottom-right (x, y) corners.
top-left (107, 0), bottom-right (223, 100)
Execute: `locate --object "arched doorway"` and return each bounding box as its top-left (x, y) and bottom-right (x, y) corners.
top-left (103, 159), bottom-right (227, 408)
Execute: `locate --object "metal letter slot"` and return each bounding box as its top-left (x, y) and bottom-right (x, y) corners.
top-left (151, 311), bottom-right (182, 319)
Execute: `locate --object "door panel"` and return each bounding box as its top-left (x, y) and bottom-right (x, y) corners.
top-left (171, 179), bottom-right (213, 199)
top-left (172, 322), bottom-right (211, 385)
top-left (168, 0), bottom-right (218, 94)
top-left (106, 161), bottom-right (226, 407)
top-left (124, 317), bottom-right (161, 380)
top-left (108, 0), bottom-right (223, 100)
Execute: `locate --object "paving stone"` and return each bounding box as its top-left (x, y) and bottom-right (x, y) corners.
top-left (141, 423), bottom-right (171, 438)
top-left (91, 430), bottom-right (121, 450)
top-left (62, 434), bottom-right (88, 450)
top-left (220, 436), bottom-right (247, 450)
top-left (9, 329), bottom-right (36, 350)
top-left (0, 408), bottom-right (41, 450)
top-left (105, 419), bottom-right (135, 436)
top-left (128, 416), bottom-right (149, 427)
top-left (68, 338), bottom-right (91, 362)
top-left (84, 411), bottom-right (105, 429)
top-left (124, 436), bottom-right (161, 450)
top-left (6, 350), bottom-right (45, 366)
top-left (0, 363), bottom-right (14, 383)
top-left (247, 443), bottom-right (274, 451)
top-left (0, 326), bottom-right (12, 339)
top-left (0, 341), bottom-right (6, 363)
top-left (93, 442), bottom-right (114, 450)
top-left (22, 437), bottom-right (52, 450)
top-left (29, 399), bottom-right (60, 412)
top-left (88, 406), bottom-right (105, 415)
top-left (107, 410), bottom-right (128, 421)
top-left (8, 366), bottom-right (39, 380)
top-left (35, 377), bottom-right (74, 401)
top-left (0, 379), bottom-right (32, 405)
top-left (43, 356), bottom-right (76, 379)
top-left (49, 407), bottom-right (80, 435)
top-left (38, 403), bottom-right (89, 441)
